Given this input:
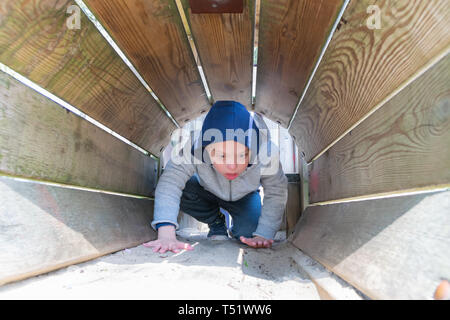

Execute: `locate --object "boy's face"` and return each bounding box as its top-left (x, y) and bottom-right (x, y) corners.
top-left (206, 141), bottom-right (250, 180)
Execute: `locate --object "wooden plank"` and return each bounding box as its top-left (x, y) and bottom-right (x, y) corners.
top-left (189, 0), bottom-right (244, 14)
top-left (84, 0), bottom-right (210, 125)
top-left (290, 250), bottom-right (364, 300)
top-left (255, 0), bottom-right (343, 127)
top-left (291, 190), bottom-right (450, 299)
top-left (300, 155), bottom-right (309, 213)
top-left (0, 0), bottom-right (176, 155)
top-left (0, 176), bottom-right (156, 286)
top-left (285, 181), bottom-right (301, 237)
top-left (0, 71), bottom-right (157, 196)
top-left (289, 0), bottom-right (450, 162)
top-left (182, 0), bottom-right (253, 107)
top-left (309, 54), bottom-right (450, 203)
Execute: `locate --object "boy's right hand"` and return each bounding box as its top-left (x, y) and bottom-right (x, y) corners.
top-left (143, 225), bottom-right (193, 253)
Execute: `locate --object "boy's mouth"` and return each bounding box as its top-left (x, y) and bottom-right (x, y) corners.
top-left (224, 173), bottom-right (239, 180)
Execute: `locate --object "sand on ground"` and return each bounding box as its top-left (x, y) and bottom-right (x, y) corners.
top-left (0, 230), bottom-right (324, 300)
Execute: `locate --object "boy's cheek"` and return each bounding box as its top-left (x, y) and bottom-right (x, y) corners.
top-left (211, 158), bottom-right (224, 165)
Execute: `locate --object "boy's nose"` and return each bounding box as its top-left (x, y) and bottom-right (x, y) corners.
top-left (226, 163), bottom-right (237, 170)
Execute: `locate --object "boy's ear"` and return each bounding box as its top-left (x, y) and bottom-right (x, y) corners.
top-left (205, 144), bottom-right (214, 156)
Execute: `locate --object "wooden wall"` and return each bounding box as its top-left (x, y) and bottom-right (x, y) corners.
top-left (0, 72), bottom-right (157, 197)
top-left (292, 190), bottom-right (450, 299)
top-left (290, 0), bottom-right (450, 300)
top-left (289, 0), bottom-right (450, 163)
top-left (308, 56), bottom-right (450, 204)
top-left (0, 176), bottom-right (155, 286)
top-left (0, 67), bottom-right (157, 287)
top-left (285, 175), bottom-right (302, 237)
top-left (180, 0), bottom-right (254, 107)
top-left (0, 0), bottom-right (175, 155)
top-left (0, 0), bottom-right (160, 286)
top-left (255, 0), bottom-right (343, 127)
top-left (84, 0), bottom-right (211, 125)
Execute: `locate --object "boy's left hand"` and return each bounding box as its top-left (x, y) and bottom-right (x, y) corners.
top-left (239, 236), bottom-right (274, 248)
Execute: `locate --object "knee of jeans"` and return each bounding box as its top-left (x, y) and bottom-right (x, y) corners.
top-left (230, 222), bottom-right (258, 239)
top-left (231, 230), bottom-right (253, 240)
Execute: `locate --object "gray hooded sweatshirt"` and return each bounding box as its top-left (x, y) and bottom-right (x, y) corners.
top-left (151, 101), bottom-right (288, 240)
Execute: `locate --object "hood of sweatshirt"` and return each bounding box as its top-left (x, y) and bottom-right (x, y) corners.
top-left (191, 100), bottom-right (269, 165)
top-left (153, 101), bottom-right (286, 240)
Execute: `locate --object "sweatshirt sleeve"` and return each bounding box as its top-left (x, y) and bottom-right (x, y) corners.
top-left (151, 158), bottom-right (195, 231)
top-left (252, 161), bottom-right (288, 240)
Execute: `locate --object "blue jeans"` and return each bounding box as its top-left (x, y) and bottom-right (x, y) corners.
top-left (180, 175), bottom-right (261, 240)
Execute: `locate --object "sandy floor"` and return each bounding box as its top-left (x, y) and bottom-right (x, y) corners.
top-left (0, 230), bottom-right (323, 300)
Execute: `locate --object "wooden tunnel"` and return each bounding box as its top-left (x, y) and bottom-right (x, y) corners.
top-left (0, 0), bottom-right (449, 299)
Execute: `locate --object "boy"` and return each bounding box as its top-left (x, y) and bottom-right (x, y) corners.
top-left (143, 100), bottom-right (288, 253)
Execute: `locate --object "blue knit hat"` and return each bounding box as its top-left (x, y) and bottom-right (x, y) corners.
top-left (191, 100), bottom-right (260, 164)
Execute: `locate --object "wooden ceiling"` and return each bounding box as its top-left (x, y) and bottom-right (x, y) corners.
top-left (0, 0), bottom-right (345, 156)
top-left (84, 0), bottom-right (212, 125)
top-left (1, 0), bottom-right (447, 160)
top-left (0, 0), bottom-right (177, 155)
top-left (180, 0), bottom-right (255, 107)
top-left (255, 0), bottom-right (343, 127)
top-left (288, 0), bottom-right (450, 162)
top-left (84, 0), bottom-right (344, 128)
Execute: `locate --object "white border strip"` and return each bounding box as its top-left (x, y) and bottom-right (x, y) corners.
top-left (308, 185), bottom-right (450, 207)
top-left (0, 174), bottom-right (154, 200)
top-left (75, 0), bottom-right (180, 128)
top-left (287, 0), bottom-right (350, 129)
top-left (251, 0), bottom-right (261, 105)
top-left (0, 62), bottom-right (157, 160)
top-left (308, 47), bottom-right (450, 164)
top-left (174, 0), bottom-right (212, 102)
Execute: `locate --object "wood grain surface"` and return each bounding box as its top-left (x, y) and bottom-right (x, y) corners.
top-left (0, 71), bottom-right (157, 196)
top-left (291, 190), bottom-right (450, 299)
top-left (308, 54), bottom-right (450, 203)
top-left (84, 0), bottom-right (211, 125)
top-left (285, 181), bottom-right (302, 237)
top-left (0, 176), bottom-right (156, 286)
top-left (0, 0), bottom-right (175, 155)
top-left (182, 0), bottom-right (254, 107)
top-left (289, 0), bottom-right (450, 162)
top-left (255, 0), bottom-right (343, 127)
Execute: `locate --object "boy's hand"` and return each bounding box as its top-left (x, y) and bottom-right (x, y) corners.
top-left (239, 236), bottom-right (274, 248)
top-left (143, 225), bottom-right (193, 253)
top-left (143, 238), bottom-right (193, 253)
